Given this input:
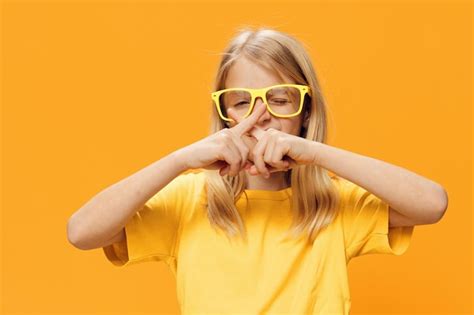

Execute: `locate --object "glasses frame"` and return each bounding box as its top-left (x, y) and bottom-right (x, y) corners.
top-left (211, 83), bottom-right (312, 123)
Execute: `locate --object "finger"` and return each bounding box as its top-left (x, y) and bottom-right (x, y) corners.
top-left (223, 133), bottom-right (255, 173)
top-left (227, 103), bottom-right (266, 140)
top-left (252, 135), bottom-right (270, 178)
top-left (244, 160), bottom-right (254, 170)
top-left (248, 139), bottom-right (287, 176)
top-left (248, 164), bottom-right (282, 175)
top-left (264, 137), bottom-right (289, 170)
top-left (282, 156), bottom-right (297, 169)
top-left (232, 134), bottom-right (252, 170)
top-left (220, 143), bottom-right (241, 177)
top-left (241, 133), bottom-right (257, 162)
top-left (226, 141), bottom-right (244, 177)
top-left (223, 160), bottom-right (253, 175)
top-left (208, 160), bottom-right (228, 171)
top-left (226, 133), bottom-right (250, 171)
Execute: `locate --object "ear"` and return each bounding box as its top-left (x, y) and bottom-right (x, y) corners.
top-left (302, 110), bottom-right (310, 128)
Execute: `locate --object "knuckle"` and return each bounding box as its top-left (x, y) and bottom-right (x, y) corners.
top-left (219, 142), bottom-right (227, 150)
top-left (223, 133), bottom-right (232, 141)
top-left (228, 128), bottom-right (238, 137)
top-left (218, 134), bottom-right (227, 143)
top-left (271, 158), bottom-right (280, 165)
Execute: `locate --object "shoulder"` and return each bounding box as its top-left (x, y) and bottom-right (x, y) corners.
top-left (330, 176), bottom-right (365, 199)
top-left (145, 170), bottom-right (208, 216)
top-left (166, 169), bottom-right (208, 201)
top-left (172, 169), bottom-right (207, 186)
top-left (328, 176), bottom-right (379, 218)
top-left (328, 175), bottom-right (351, 200)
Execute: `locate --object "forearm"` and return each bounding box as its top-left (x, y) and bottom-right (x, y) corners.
top-left (311, 141), bottom-right (448, 222)
top-left (67, 150), bottom-right (188, 249)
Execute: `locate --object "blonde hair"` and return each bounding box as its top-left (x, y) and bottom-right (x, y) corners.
top-left (203, 26), bottom-right (341, 244)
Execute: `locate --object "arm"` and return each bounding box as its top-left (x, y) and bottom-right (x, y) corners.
top-left (67, 150), bottom-right (188, 250)
top-left (310, 142), bottom-right (448, 226)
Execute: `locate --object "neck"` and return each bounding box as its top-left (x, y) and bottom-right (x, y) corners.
top-left (244, 170), bottom-right (290, 191)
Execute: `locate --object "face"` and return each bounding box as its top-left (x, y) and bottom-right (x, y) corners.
top-left (224, 56), bottom-right (304, 137)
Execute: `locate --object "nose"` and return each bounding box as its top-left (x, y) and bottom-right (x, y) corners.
top-left (253, 97), bottom-right (271, 121)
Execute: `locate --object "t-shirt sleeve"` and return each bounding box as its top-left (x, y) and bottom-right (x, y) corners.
top-left (102, 171), bottom-right (200, 267)
top-left (337, 178), bottom-right (415, 260)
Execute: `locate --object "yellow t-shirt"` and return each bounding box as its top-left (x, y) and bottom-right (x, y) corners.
top-left (103, 170), bottom-right (414, 314)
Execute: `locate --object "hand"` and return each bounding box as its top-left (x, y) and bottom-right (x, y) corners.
top-left (175, 101), bottom-right (270, 176)
top-left (227, 103), bottom-right (319, 178)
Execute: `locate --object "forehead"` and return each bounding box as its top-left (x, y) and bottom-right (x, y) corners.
top-left (224, 56), bottom-right (293, 89)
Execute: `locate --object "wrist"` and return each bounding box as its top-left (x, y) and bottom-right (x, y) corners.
top-left (170, 148), bottom-right (190, 173)
top-left (311, 141), bottom-right (325, 166)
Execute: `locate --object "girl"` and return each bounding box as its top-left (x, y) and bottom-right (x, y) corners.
top-left (68, 27), bottom-right (448, 314)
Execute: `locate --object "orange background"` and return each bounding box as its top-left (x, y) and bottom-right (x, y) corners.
top-left (1, 0), bottom-right (472, 314)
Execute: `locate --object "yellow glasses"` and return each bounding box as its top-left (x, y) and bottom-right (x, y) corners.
top-left (211, 84), bottom-right (311, 122)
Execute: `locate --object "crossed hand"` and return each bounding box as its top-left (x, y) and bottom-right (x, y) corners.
top-left (220, 102), bottom-right (318, 178)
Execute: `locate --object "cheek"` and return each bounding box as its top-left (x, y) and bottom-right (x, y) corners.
top-left (279, 118), bottom-right (302, 136)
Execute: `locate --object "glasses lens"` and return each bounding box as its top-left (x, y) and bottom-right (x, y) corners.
top-left (219, 90), bottom-right (252, 120)
top-left (265, 86), bottom-right (301, 115)
top-left (218, 86), bottom-right (302, 120)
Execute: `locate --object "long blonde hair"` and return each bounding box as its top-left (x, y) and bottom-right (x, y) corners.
top-left (203, 26), bottom-right (341, 244)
